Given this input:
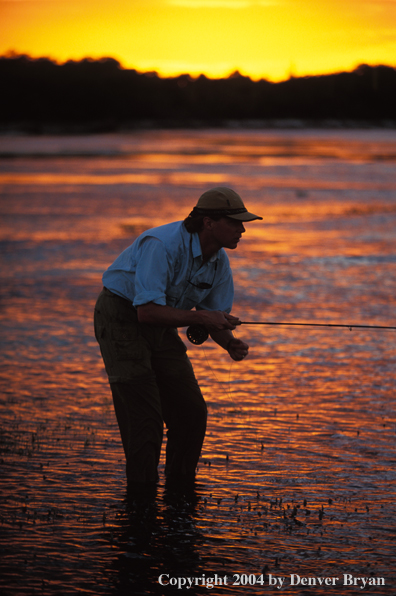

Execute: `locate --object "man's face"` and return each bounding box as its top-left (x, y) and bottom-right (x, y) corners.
top-left (209, 216), bottom-right (246, 250)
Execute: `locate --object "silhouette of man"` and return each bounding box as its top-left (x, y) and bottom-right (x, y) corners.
top-left (94, 187), bottom-right (262, 496)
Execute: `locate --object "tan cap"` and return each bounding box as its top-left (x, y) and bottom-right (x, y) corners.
top-left (193, 187), bottom-right (262, 221)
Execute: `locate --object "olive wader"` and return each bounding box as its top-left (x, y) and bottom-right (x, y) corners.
top-left (94, 288), bottom-right (207, 490)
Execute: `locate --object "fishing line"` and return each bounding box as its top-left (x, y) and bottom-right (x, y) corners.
top-left (188, 317), bottom-right (396, 414)
top-left (201, 339), bottom-right (238, 409)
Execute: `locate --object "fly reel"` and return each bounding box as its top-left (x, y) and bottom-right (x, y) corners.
top-left (186, 324), bottom-right (209, 345)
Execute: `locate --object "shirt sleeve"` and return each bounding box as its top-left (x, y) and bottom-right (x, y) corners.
top-left (132, 236), bottom-right (171, 307)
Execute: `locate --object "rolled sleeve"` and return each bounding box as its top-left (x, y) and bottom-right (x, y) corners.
top-left (132, 237), bottom-right (170, 307)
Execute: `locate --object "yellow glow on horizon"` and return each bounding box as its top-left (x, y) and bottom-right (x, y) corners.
top-left (168, 0), bottom-right (280, 6)
top-left (1, 0), bottom-right (395, 81)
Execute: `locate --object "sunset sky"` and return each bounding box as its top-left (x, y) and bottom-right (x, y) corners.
top-left (1, 0), bottom-right (396, 81)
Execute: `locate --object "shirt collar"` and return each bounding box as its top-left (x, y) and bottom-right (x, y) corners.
top-left (191, 232), bottom-right (218, 263)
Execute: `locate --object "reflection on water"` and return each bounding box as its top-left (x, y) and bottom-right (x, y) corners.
top-left (1, 129), bottom-right (396, 594)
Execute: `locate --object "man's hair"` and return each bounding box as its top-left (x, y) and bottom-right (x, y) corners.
top-left (183, 210), bottom-right (222, 234)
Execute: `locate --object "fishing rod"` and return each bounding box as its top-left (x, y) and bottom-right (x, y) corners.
top-left (186, 321), bottom-right (396, 345)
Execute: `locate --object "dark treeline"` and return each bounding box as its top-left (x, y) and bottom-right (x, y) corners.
top-left (1, 54), bottom-right (396, 132)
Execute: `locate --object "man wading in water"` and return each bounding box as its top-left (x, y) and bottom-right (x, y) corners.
top-left (94, 187), bottom-right (262, 498)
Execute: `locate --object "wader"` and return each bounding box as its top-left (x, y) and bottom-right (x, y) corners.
top-left (94, 288), bottom-right (207, 489)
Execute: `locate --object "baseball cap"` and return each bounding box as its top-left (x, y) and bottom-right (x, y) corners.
top-left (192, 187), bottom-right (262, 221)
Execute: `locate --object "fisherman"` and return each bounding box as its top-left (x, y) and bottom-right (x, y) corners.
top-left (94, 187), bottom-right (262, 496)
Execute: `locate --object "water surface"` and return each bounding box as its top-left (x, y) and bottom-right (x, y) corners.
top-left (1, 129), bottom-right (396, 595)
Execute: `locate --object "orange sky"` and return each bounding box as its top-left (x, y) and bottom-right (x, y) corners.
top-left (1, 0), bottom-right (395, 81)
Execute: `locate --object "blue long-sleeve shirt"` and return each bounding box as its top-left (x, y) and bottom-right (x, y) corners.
top-left (102, 221), bottom-right (234, 313)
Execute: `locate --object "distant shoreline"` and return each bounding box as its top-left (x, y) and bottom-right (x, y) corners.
top-left (1, 119), bottom-right (396, 136)
top-left (1, 56), bottom-right (396, 133)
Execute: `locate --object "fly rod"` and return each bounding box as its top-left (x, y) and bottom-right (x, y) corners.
top-left (186, 321), bottom-right (396, 345)
top-left (241, 321), bottom-right (396, 330)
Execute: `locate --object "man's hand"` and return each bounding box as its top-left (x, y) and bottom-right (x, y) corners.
top-left (199, 310), bottom-right (240, 333)
top-left (226, 338), bottom-right (249, 361)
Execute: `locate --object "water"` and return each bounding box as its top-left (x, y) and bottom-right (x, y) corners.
top-left (1, 129), bottom-right (396, 595)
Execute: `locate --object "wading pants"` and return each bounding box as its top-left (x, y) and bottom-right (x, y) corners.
top-left (94, 288), bottom-right (207, 487)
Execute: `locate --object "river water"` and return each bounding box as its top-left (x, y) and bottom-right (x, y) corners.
top-left (1, 129), bottom-right (396, 595)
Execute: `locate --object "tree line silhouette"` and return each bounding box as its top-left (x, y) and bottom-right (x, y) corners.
top-left (1, 54), bottom-right (395, 131)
